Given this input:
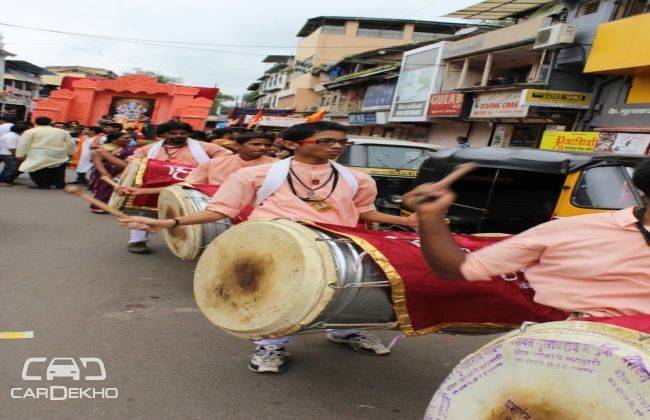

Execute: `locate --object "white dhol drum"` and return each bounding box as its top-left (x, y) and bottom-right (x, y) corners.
top-left (158, 184), bottom-right (231, 261)
top-left (194, 220), bottom-right (396, 339)
top-left (426, 321), bottom-right (650, 420)
top-left (107, 157), bottom-right (142, 212)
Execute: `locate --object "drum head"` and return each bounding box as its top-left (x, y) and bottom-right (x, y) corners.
top-left (426, 321), bottom-right (650, 420)
top-left (108, 158), bottom-right (141, 210)
top-left (194, 220), bottom-right (338, 339)
top-left (158, 185), bottom-right (203, 261)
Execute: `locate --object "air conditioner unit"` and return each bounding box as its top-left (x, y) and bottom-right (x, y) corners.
top-left (533, 23), bottom-right (575, 50)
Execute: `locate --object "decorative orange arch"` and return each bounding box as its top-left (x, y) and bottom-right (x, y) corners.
top-left (32, 75), bottom-right (218, 130)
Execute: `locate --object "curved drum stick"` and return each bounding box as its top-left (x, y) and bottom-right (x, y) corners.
top-left (100, 175), bottom-right (120, 189)
top-left (63, 185), bottom-right (127, 218)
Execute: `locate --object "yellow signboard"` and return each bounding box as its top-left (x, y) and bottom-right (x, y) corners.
top-left (540, 131), bottom-right (599, 152)
top-left (521, 89), bottom-right (592, 109)
top-left (350, 167), bottom-right (419, 178)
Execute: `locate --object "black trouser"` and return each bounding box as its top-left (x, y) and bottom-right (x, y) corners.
top-left (0, 155), bottom-right (20, 183)
top-left (29, 163), bottom-right (67, 188)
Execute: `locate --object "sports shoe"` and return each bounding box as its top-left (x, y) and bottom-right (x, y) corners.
top-left (248, 345), bottom-right (288, 373)
top-left (127, 241), bottom-right (151, 254)
top-left (326, 332), bottom-right (390, 355)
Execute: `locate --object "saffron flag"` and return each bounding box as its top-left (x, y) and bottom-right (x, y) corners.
top-left (246, 111), bottom-right (264, 129)
top-left (305, 109), bottom-right (325, 122)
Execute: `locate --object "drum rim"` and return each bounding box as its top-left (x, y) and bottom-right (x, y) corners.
top-left (427, 320), bottom-right (650, 419)
top-left (159, 184), bottom-right (203, 261)
top-left (107, 157), bottom-right (141, 210)
top-left (194, 219), bottom-right (338, 339)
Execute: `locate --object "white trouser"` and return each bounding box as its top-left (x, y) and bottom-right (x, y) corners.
top-left (254, 329), bottom-right (361, 347)
top-left (129, 229), bottom-right (150, 243)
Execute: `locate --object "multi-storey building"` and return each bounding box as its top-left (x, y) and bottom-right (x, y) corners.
top-left (1, 60), bottom-right (51, 120)
top-left (247, 16), bottom-right (484, 113)
top-left (248, 55), bottom-right (294, 109)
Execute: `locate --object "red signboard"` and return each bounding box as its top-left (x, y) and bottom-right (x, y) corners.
top-left (427, 92), bottom-right (465, 117)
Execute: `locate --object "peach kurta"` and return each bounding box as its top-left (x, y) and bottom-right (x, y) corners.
top-left (186, 154), bottom-right (276, 185)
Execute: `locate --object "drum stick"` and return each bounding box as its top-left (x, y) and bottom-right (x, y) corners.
top-left (63, 185), bottom-right (127, 218)
top-left (100, 175), bottom-right (120, 189)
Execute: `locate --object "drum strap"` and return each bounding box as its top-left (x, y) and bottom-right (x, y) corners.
top-left (254, 157), bottom-right (359, 207)
top-left (146, 139), bottom-right (210, 163)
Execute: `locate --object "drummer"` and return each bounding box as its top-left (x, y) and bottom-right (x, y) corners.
top-left (120, 121), bottom-right (418, 373)
top-left (185, 132), bottom-right (276, 186)
top-left (120, 120), bottom-right (231, 254)
top-left (402, 159), bottom-right (650, 318)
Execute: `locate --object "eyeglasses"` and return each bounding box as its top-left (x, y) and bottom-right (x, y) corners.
top-left (301, 137), bottom-right (351, 147)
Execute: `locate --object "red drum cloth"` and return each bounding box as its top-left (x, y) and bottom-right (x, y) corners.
top-left (315, 224), bottom-right (568, 336)
top-left (189, 183), bottom-right (252, 223)
top-left (131, 159), bottom-right (197, 209)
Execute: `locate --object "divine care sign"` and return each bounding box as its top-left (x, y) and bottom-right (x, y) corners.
top-left (470, 90), bottom-right (529, 118)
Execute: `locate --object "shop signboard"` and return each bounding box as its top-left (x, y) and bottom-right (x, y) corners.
top-left (520, 89), bottom-right (592, 109)
top-left (243, 115), bottom-right (306, 127)
top-left (389, 42), bottom-right (446, 122)
top-left (595, 132), bottom-right (650, 155)
top-left (348, 112), bottom-right (387, 126)
top-left (540, 131), bottom-right (599, 152)
top-left (427, 92), bottom-right (465, 117)
top-left (470, 90), bottom-right (529, 118)
top-left (362, 82), bottom-right (396, 111)
top-left (597, 104), bottom-right (650, 127)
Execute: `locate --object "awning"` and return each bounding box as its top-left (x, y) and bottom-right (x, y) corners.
top-left (445, 0), bottom-right (554, 20)
top-left (324, 65), bottom-right (398, 90)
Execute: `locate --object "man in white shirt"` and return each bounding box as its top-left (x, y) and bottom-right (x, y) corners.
top-left (0, 123), bottom-right (28, 186)
top-left (16, 116), bottom-right (74, 189)
top-left (0, 115), bottom-right (14, 137)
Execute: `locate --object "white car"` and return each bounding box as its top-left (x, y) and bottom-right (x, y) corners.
top-left (47, 358), bottom-right (80, 381)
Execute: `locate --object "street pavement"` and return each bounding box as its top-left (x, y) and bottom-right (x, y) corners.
top-left (0, 173), bottom-right (498, 420)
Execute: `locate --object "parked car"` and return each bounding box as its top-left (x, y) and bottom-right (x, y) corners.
top-left (336, 136), bottom-right (439, 214)
top-left (411, 147), bottom-right (645, 234)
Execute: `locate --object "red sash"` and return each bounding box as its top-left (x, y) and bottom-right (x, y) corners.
top-left (315, 224), bottom-right (568, 336)
top-left (132, 159), bottom-right (197, 209)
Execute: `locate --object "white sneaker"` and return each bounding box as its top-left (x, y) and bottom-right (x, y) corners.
top-left (326, 332), bottom-right (390, 355)
top-left (248, 345), bottom-right (288, 373)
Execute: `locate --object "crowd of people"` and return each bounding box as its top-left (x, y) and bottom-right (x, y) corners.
top-left (2, 112), bottom-right (648, 377)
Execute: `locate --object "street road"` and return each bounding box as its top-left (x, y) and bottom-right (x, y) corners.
top-left (0, 174), bottom-right (497, 419)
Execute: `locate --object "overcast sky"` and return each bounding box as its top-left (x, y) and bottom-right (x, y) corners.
top-left (1, 0), bottom-right (479, 97)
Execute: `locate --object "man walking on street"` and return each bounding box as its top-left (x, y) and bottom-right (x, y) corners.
top-left (0, 123), bottom-right (29, 187)
top-left (16, 116), bottom-right (74, 189)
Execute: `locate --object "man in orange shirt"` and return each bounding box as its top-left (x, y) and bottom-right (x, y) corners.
top-left (186, 132), bottom-right (276, 186)
top-left (120, 121), bottom-right (418, 372)
top-left (403, 159), bottom-right (650, 318)
top-left (121, 121), bottom-right (231, 254)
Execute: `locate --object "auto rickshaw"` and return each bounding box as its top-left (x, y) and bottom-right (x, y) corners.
top-left (336, 136), bottom-right (439, 214)
top-left (412, 147), bottom-right (646, 234)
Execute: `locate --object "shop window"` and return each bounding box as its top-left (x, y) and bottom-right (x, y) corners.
top-left (572, 166), bottom-right (639, 209)
top-left (321, 24), bottom-right (345, 35)
top-left (579, 0), bottom-right (600, 15)
top-left (508, 125), bottom-right (544, 148)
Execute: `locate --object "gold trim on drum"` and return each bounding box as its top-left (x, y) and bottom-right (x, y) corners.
top-left (308, 223), bottom-right (417, 337)
top-left (310, 225), bottom-right (522, 337)
top-left (125, 157), bottom-right (157, 212)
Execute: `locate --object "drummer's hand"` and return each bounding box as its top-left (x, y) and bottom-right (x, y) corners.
top-left (402, 183), bottom-right (456, 217)
top-left (117, 186), bottom-right (142, 196)
top-left (117, 216), bottom-right (175, 233)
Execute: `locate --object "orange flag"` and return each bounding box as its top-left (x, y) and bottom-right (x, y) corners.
top-left (227, 114), bottom-right (245, 127)
top-left (246, 110), bottom-right (264, 129)
top-left (305, 109), bottom-right (325, 122)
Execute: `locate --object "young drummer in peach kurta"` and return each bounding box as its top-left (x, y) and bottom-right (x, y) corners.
top-left (120, 121), bottom-right (418, 373)
top-left (185, 132), bottom-right (276, 186)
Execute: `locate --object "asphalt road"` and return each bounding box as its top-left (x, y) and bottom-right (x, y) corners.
top-left (0, 173), bottom-right (497, 420)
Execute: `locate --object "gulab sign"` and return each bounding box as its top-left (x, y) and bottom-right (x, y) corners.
top-left (427, 92), bottom-right (465, 117)
top-left (470, 90), bottom-right (529, 118)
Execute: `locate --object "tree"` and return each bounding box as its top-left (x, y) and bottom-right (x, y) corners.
top-left (210, 92), bottom-right (236, 115)
top-left (243, 90), bottom-right (260, 105)
top-left (123, 68), bottom-right (182, 84)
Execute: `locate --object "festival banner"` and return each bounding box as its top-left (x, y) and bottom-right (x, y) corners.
top-left (540, 131), bottom-right (599, 152)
